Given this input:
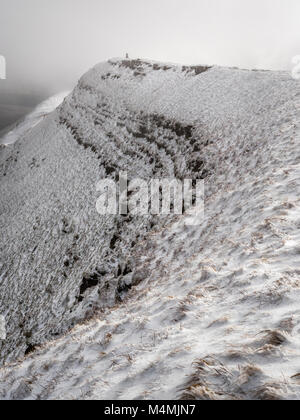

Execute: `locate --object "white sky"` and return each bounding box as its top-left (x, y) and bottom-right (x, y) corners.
top-left (0, 0), bottom-right (299, 103)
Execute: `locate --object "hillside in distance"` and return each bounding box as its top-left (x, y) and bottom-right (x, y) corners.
top-left (0, 58), bottom-right (300, 399)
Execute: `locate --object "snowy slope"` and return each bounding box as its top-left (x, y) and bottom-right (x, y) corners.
top-left (0, 59), bottom-right (299, 399)
top-left (0, 92), bottom-right (69, 146)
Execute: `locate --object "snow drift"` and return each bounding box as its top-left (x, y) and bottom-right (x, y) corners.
top-left (0, 58), bottom-right (299, 400)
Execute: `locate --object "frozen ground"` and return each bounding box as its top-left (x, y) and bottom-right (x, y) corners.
top-left (0, 59), bottom-right (299, 399)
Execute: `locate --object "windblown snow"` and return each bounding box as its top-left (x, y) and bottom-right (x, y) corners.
top-left (0, 58), bottom-right (299, 400)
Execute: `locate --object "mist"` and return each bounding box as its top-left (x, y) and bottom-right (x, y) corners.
top-left (0, 0), bottom-right (299, 129)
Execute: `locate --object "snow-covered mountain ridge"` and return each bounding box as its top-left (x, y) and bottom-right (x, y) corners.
top-left (0, 58), bottom-right (299, 399)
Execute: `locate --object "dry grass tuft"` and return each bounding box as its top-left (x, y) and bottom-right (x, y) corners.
top-left (260, 330), bottom-right (287, 347)
top-left (252, 384), bottom-right (283, 400)
top-left (180, 356), bottom-right (287, 400)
